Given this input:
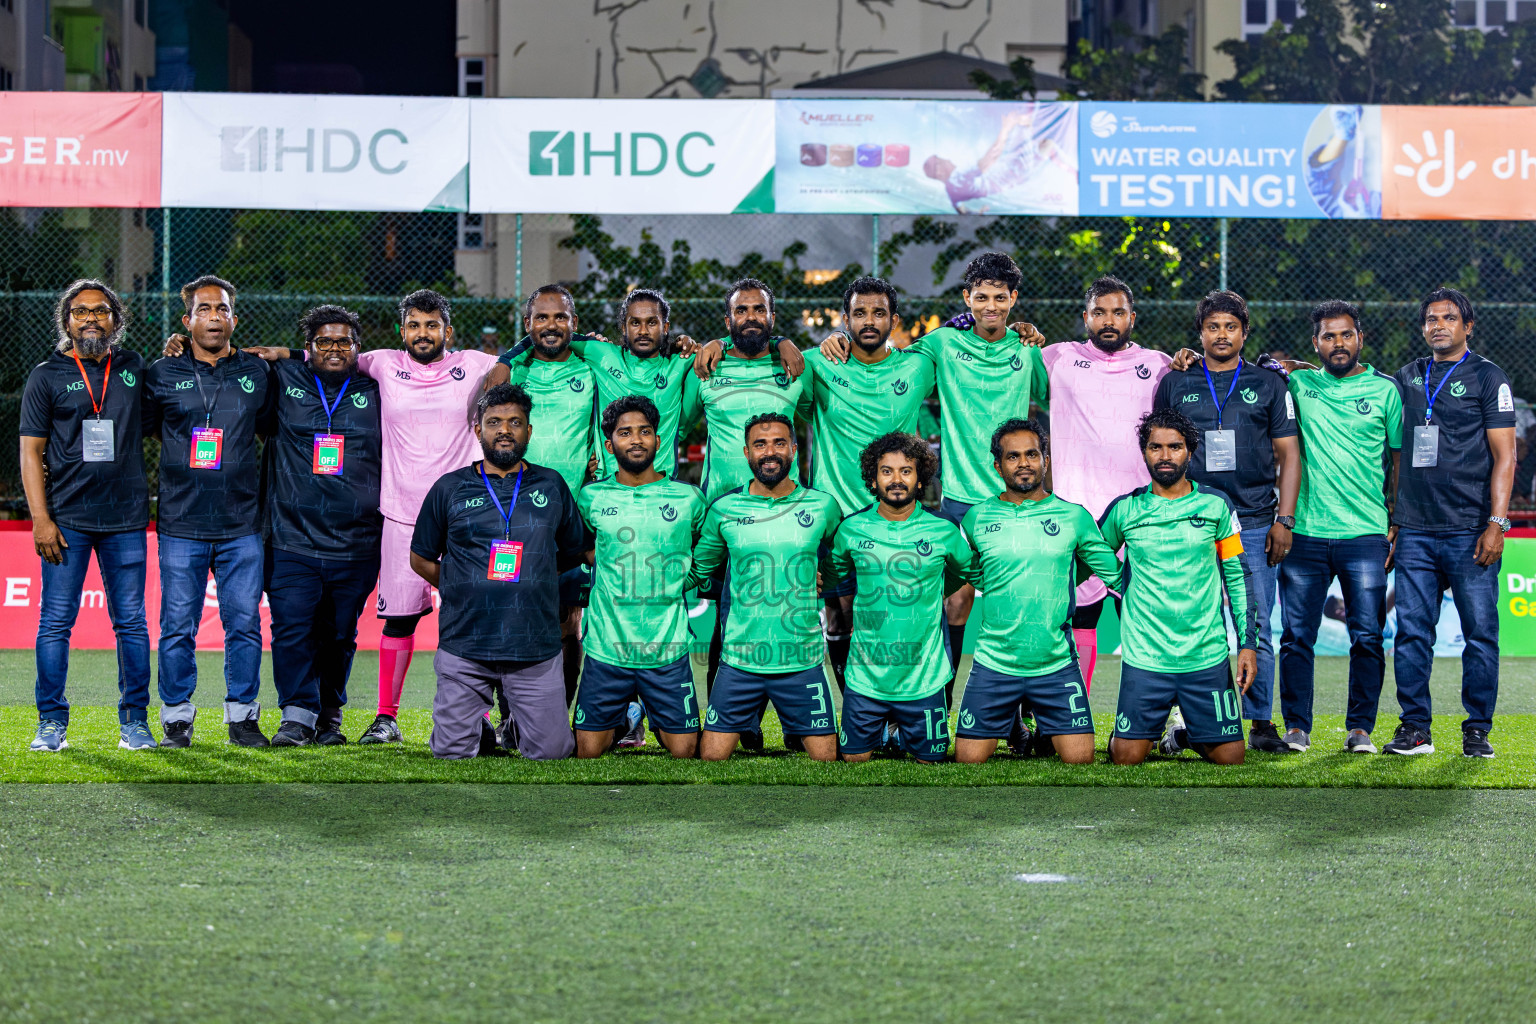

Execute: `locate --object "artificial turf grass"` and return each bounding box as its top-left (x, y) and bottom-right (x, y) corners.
top-left (3, 705), bottom-right (1533, 786)
top-left (5, 784), bottom-right (1536, 1024)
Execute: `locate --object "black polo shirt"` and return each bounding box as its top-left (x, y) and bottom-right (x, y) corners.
top-left (1152, 359), bottom-right (1298, 530)
top-left (411, 461), bottom-right (586, 663)
top-left (18, 346), bottom-right (150, 533)
top-left (263, 359), bottom-right (383, 561)
top-left (144, 349), bottom-right (275, 541)
top-left (1394, 351), bottom-right (1516, 533)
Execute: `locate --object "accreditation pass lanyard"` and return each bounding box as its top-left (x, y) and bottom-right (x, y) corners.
top-left (1414, 350), bottom-right (1469, 468)
top-left (481, 462), bottom-right (525, 582)
top-left (72, 349), bottom-right (115, 463)
top-left (188, 357), bottom-right (223, 470)
top-left (311, 374), bottom-right (349, 476)
top-left (1201, 358), bottom-right (1240, 473)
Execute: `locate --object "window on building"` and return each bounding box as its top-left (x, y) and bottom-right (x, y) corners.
top-left (1455, 1), bottom-right (1536, 26)
top-left (457, 213), bottom-right (486, 251)
top-left (458, 57), bottom-right (485, 97)
top-left (0, 0), bottom-right (14, 13)
top-left (1242, 0), bottom-right (1302, 40)
top-left (0, 67), bottom-right (12, 91)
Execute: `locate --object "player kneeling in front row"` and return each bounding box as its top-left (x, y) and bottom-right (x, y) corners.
top-left (574, 397), bottom-right (707, 758)
top-left (827, 433), bottom-right (975, 763)
top-left (409, 383), bottom-right (586, 760)
top-left (1101, 408), bottom-right (1258, 766)
top-left (688, 413), bottom-right (843, 761)
top-left (955, 419), bottom-right (1119, 765)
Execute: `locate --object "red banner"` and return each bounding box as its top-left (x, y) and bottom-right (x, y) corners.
top-left (0, 529), bottom-right (436, 651)
top-left (0, 91), bottom-right (162, 207)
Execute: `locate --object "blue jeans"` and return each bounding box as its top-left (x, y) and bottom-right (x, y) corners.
top-left (35, 526), bottom-right (151, 726)
top-left (157, 533), bottom-right (264, 721)
top-left (1278, 532), bottom-right (1389, 735)
top-left (1232, 524), bottom-right (1279, 721)
top-left (265, 545), bottom-right (380, 727)
top-left (1392, 529), bottom-right (1500, 733)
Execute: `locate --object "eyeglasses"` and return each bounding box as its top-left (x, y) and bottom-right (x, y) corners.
top-left (311, 339), bottom-right (358, 353)
top-left (69, 307), bottom-right (114, 322)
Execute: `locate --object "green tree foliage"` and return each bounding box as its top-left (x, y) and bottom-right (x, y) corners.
top-left (219, 210), bottom-right (372, 295)
top-left (971, 24), bottom-right (1204, 102)
top-left (968, 55), bottom-right (1039, 100)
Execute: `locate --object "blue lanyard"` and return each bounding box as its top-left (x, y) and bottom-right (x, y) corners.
top-left (313, 374), bottom-right (350, 433)
top-left (1201, 358), bottom-right (1241, 429)
top-left (1422, 351), bottom-right (1469, 425)
top-left (480, 462), bottom-right (524, 541)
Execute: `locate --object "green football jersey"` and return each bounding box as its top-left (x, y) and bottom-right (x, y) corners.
top-left (687, 483), bottom-right (841, 674)
top-left (572, 336), bottom-right (702, 479)
top-left (908, 327), bottom-right (1049, 505)
top-left (501, 351), bottom-right (599, 494)
top-left (687, 343), bottom-right (810, 505)
top-left (827, 505), bottom-right (976, 701)
top-left (1097, 482), bottom-right (1256, 673)
top-left (1287, 365), bottom-right (1403, 539)
top-left (802, 348), bottom-right (937, 516)
top-left (577, 475), bottom-right (707, 670)
top-left (960, 493), bottom-right (1121, 678)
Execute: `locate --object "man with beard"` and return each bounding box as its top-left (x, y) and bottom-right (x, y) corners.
top-left (21, 280), bottom-right (154, 752)
top-left (573, 396), bottom-right (707, 758)
top-left (800, 278), bottom-right (935, 693)
top-left (1100, 408), bottom-right (1258, 766)
top-left (956, 420), bottom-right (1121, 766)
top-left (145, 276), bottom-right (275, 748)
top-left (827, 432), bottom-right (974, 764)
top-left (410, 383), bottom-right (586, 760)
top-left (260, 305), bottom-right (382, 746)
top-left (689, 414), bottom-right (842, 761)
top-left (1278, 301), bottom-right (1401, 755)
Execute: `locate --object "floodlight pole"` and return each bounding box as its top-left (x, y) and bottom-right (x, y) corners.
top-left (1218, 216), bottom-right (1229, 292)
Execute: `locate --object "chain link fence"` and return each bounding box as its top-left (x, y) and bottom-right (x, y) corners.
top-left (5, 207), bottom-right (1536, 513)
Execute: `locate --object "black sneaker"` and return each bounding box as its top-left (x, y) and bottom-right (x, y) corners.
top-left (316, 726), bottom-right (347, 746)
top-left (783, 734), bottom-right (806, 752)
top-left (478, 719), bottom-right (506, 757)
top-left (1463, 728), bottom-right (1495, 759)
top-left (271, 721), bottom-right (315, 747)
top-left (161, 720), bottom-right (194, 749)
top-left (1006, 713), bottom-right (1033, 756)
top-left (1382, 724), bottom-right (1434, 756)
top-left (495, 715), bottom-right (519, 752)
top-left (228, 720), bottom-right (270, 747)
top-left (739, 731), bottom-right (765, 752)
top-left (357, 714), bottom-right (401, 745)
top-left (1247, 721), bottom-right (1289, 754)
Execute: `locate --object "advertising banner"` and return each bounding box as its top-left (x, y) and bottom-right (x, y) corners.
top-left (1382, 105), bottom-right (1536, 220)
top-left (470, 99), bottom-right (775, 214)
top-left (1078, 102), bottom-right (1382, 219)
top-left (1498, 537), bottom-right (1536, 656)
top-left (0, 530), bottom-right (437, 651)
top-left (775, 100), bottom-right (1077, 215)
top-left (0, 91), bottom-right (161, 207)
top-left (161, 93), bottom-right (469, 211)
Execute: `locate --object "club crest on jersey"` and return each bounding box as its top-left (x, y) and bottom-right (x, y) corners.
top-left (569, 378), bottom-right (586, 392)
top-left (530, 490), bottom-right (548, 507)
top-left (1116, 712), bottom-right (1131, 733)
top-left (119, 370), bottom-right (136, 387)
top-left (1241, 387), bottom-right (1258, 404)
top-left (660, 503), bottom-right (678, 522)
top-left (653, 372), bottom-right (668, 390)
top-left (352, 392), bottom-right (368, 408)
top-left (706, 706), bottom-right (719, 726)
top-left (1355, 398), bottom-right (1372, 415)
top-left (574, 706), bottom-right (585, 725)
top-left (959, 709), bottom-right (976, 729)
top-left (1042, 518), bottom-right (1060, 536)
top-left (892, 378), bottom-right (909, 395)
top-left (1009, 353), bottom-right (1023, 372)
top-left (795, 510), bottom-right (814, 528)
top-left (450, 366), bottom-right (465, 381)
top-left (1450, 381), bottom-right (1466, 397)
top-left (1189, 515), bottom-right (1208, 529)
top-left (239, 376), bottom-right (254, 394)
top-left (377, 594), bottom-right (387, 611)
top-left (774, 372), bottom-right (791, 387)
top-left (1135, 364), bottom-right (1150, 379)
top-left (915, 539), bottom-right (932, 555)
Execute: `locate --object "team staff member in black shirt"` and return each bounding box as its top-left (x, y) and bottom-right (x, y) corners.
top-left (1388, 288), bottom-right (1516, 759)
top-left (262, 306), bottom-right (383, 746)
top-left (410, 383), bottom-right (586, 760)
top-left (1153, 290), bottom-right (1300, 754)
top-left (20, 279), bottom-right (155, 753)
top-left (145, 276), bottom-right (274, 748)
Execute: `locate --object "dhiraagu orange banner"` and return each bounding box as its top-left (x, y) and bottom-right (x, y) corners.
top-left (1382, 105), bottom-right (1536, 220)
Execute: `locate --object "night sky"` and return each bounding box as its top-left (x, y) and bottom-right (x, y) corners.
top-left (233, 0), bottom-right (457, 96)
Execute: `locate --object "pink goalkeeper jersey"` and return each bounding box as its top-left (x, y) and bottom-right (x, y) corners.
top-left (358, 348), bottom-right (500, 525)
top-left (1041, 340), bottom-right (1172, 605)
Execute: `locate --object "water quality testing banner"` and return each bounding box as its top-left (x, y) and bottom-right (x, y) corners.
top-left (160, 93), bottom-right (470, 211)
top-left (470, 99), bottom-right (776, 214)
top-left (1079, 102), bottom-right (1383, 218)
top-left (775, 100), bottom-right (1078, 215)
top-left (0, 91), bottom-right (162, 207)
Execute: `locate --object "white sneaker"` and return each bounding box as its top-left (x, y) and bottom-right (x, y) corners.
top-left (1157, 706), bottom-right (1188, 756)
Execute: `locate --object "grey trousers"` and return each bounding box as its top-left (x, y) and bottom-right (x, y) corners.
top-left (430, 649), bottom-right (575, 761)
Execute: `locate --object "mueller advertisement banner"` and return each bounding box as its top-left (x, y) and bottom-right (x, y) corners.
top-left (1382, 105), bottom-right (1536, 220)
top-left (0, 529), bottom-right (439, 651)
top-left (0, 91), bottom-right (162, 207)
top-left (1077, 102), bottom-right (1383, 219)
top-left (160, 93), bottom-right (469, 211)
top-left (469, 99), bottom-right (776, 214)
top-left (775, 100), bottom-right (1078, 215)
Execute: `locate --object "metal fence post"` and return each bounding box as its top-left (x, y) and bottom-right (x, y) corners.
top-left (871, 214), bottom-right (881, 279)
top-left (160, 208), bottom-right (171, 337)
top-left (1218, 216), bottom-right (1229, 292)
top-left (514, 213), bottom-right (523, 303)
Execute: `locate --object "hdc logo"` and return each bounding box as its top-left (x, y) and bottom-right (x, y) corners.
top-left (220, 127), bottom-right (409, 175)
top-left (528, 131), bottom-right (717, 177)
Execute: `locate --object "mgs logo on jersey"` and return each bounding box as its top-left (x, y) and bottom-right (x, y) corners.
top-left (238, 375), bottom-right (255, 394)
top-left (795, 510), bottom-right (815, 528)
top-left (1009, 353), bottom-right (1023, 372)
top-left (1042, 518), bottom-right (1060, 536)
top-left (915, 539), bottom-right (933, 555)
top-left (1449, 381), bottom-right (1467, 397)
top-left (530, 490), bottom-right (548, 507)
top-left (450, 366), bottom-right (465, 381)
top-left (119, 370), bottom-right (137, 387)
top-left (660, 503), bottom-right (678, 522)
top-left (1181, 393), bottom-right (1200, 404)
top-left (569, 378), bottom-right (586, 392)
top-left (705, 706), bottom-right (719, 726)
top-left (352, 392), bottom-right (368, 408)
top-left (959, 709), bottom-right (976, 730)
top-left (1135, 364), bottom-right (1150, 380)
top-left (286, 386), bottom-right (307, 399)
top-left (892, 378), bottom-right (909, 395)
top-left (1189, 515), bottom-right (1208, 529)
top-left (653, 372), bottom-right (668, 390)
top-left (774, 372), bottom-right (790, 387)
top-left (1355, 398), bottom-right (1372, 415)
top-left (1116, 712), bottom-right (1131, 733)
top-left (1241, 387), bottom-right (1258, 404)
top-left (574, 706), bottom-right (585, 725)
top-left (607, 367), bottom-right (624, 381)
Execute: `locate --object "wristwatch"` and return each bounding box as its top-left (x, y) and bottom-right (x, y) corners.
top-left (1489, 516), bottom-right (1512, 533)
top-left (1274, 515), bottom-right (1296, 530)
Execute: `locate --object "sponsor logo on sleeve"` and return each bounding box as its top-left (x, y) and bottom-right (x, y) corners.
top-left (1499, 382), bottom-right (1515, 412)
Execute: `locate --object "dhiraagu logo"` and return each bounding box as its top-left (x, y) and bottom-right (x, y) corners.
top-left (529, 130), bottom-right (717, 178)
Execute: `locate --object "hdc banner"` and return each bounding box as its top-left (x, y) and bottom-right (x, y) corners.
top-left (1382, 105), bottom-right (1536, 220)
top-left (1077, 102), bottom-right (1382, 218)
top-left (160, 93), bottom-right (469, 211)
top-left (0, 91), bottom-right (161, 207)
top-left (469, 99), bottom-right (776, 213)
